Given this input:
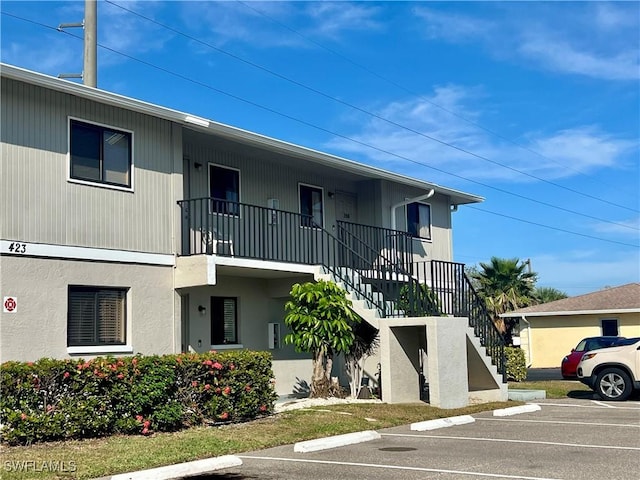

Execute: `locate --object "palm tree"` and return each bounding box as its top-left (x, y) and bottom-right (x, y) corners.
top-left (471, 257), bottom-right (537, 334)
top-left (535, 287), bottom-right (568, 304)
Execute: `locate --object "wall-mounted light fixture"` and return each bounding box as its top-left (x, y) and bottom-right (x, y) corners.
top-left (194, 162), bottom-right (203, 170)
top-left (198, 305), bottom-right (206, 315)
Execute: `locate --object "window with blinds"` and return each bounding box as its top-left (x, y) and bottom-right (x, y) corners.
top-left (211, 297), bottom-right (238, 345)
top-left (68, 287), bottom-right (127, 346)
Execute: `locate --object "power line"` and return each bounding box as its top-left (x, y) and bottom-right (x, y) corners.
top-left (236, 0), bottom-right (636, 209)
top-left (104, 0), bottom-right (639, 219)
top-left (467, 206), bottom-right (638, 248)
top-left (2, 10), bottom-right (638, 249)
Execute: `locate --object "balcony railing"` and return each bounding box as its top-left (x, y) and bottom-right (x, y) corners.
top-left (177, 197), bottom-right (505, 380)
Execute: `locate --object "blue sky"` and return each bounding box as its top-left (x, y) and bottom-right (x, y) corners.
top-left (2, 1), bottom-right (639, 296)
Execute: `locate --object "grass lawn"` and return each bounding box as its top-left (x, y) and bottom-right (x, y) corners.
top-left (0, 380), bottom-right (589, 480)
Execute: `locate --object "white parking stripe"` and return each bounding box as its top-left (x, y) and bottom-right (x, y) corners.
top-left (591, 400), bottom-right (615, 408)
top-left (382, 433), bottom-right (640, 451)
top-left (239, 455), bottom-right (564, 480)
top-left (539, 402), bottom-right (640, 410)
top-left (477, 418), bottom-right (640, 428)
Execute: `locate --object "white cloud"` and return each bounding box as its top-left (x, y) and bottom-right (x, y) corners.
top-left (305, 2), bottom-right (383, 39)
top-left (592, 216), bottom-right (640, 238)
top-left (99, 1), bottom-right (171, 65)
top-left (1, 38), bottom-right (80, 76)
top-left (519, 38), bottom-right (639, 81)
top-left (413, 3), bottom-right (639, 81)
top-left (181, 1), bottom-right (383, 49)
top-left (326, 88), bottom-right (637, 184)
top-left (413, 7), bottom-right (494, 43)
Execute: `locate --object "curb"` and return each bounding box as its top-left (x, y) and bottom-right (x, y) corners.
top-left (294, 430), bottom-right (381, 453)
top-left (97, 455), bottom-right (242, 480)
top-left (493, 403), bottom-right (541, 417)
top-left (411, 414), bottom-right (475, 431)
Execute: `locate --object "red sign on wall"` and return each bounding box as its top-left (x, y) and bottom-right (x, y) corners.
top-left (3, 296), bottom-right (17, 313)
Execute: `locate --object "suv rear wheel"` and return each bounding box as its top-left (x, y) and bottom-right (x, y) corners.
top-left (595, 368), bottom-right (632, 401)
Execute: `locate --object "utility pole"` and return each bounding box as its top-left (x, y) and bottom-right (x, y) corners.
top-left (58, 0), bottom-right (97, 87)
top-left (83, 0), bottom-right (97, 87)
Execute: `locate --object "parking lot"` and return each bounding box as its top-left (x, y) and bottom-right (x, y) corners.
top-left (204, 397), bottom-right (640, 480)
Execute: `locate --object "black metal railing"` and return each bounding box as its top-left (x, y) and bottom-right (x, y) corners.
top-left (414, 260), bottom-right (506, 381)
top-left (178, 197), bottom-right (395, 316)
top-left (337, 221), bottom-right (414, 273)
top-left (177, 197), bottom-right (505, 381)
top-left (336, 222), bottom-right (440, 317)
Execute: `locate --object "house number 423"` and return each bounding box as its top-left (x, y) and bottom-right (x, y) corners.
top-left (8, 242), bottom-right (27, 253)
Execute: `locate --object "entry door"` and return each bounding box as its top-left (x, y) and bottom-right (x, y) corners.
top-left (335, 192), bottom-right (357, 223)
top-left (335, 192), bottom-right (358, 267)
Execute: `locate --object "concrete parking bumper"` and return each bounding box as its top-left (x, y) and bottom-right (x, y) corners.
top-left (96, 455), bottom-right (243, 480)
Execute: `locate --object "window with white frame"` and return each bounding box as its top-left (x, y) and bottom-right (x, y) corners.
top-left (299, 184), bottom-right (324, 227)
top-left (209, 164), bottom-right (240, 215)
top-left (68, 286), bottom-right (127, 346)
top-left (70, 119), bottom-right (132, 188)
top-left (406, 202), bottom-right (431, 239)
top-left (211, 297), bottom-right (238, 345)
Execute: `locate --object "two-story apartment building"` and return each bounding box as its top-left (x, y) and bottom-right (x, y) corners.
top-left (1, 64), bottom-right (507, 407)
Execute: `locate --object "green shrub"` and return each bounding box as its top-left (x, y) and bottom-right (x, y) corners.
top-left (0, 351), bottom-right (277, 445)
top-left (505, 347), bottom-right (527, 382)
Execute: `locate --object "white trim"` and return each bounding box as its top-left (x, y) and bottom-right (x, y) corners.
top-left (210, 344), bottom-right (244, 350)
top-left (184, 115), bottom-right (210, 128)
top-left (213, 253), bottom-right (318, 274)
top-left (500, 308), bottom-right (640, 317)
top-left (67, 116), bottom-right (135, 192)
top-left (67, 345), bottom-right (133, 355)
top-left (298, 182), bottom-right (325, 228)
top-left (0, 240), bottom-right (174, 266)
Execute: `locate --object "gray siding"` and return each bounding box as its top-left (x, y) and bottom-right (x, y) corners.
top-left (183, 131), bottom-right (455, 262)
top-left (1, 78), bottom-right (176, 254)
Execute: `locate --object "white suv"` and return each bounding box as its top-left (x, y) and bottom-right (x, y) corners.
top-left (577, 337), bottom-right (640, 401)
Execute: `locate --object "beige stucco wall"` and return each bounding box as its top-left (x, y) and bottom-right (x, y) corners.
top-left (519, 313), bottom-right (640, 368)
top-left (0, 255), bottom-right (175, 362)
top-left (181, 274), bottom-right (315, 396)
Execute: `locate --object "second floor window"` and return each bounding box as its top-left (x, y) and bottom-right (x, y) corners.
top-left (70, 119), bottom-right (132, 188)
top-left (299, 184), bottom-right (324, 228)
top-left (406, 202), bottom-right (431, 240)
top-left (209, 164), bottom-right (240, 215)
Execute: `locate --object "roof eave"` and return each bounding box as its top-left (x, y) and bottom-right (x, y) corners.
top-left (500, 308), bottom-right (640, 317)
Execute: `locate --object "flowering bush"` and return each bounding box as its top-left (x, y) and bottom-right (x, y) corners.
top-left (0, 351), bottom-right (277, 445)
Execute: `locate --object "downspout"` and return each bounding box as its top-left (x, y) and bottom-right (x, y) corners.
top-left (521, 315), bottom-right (533, 367)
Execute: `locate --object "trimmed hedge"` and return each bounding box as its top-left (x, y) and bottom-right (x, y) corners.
top-left (505, 347), bottom-right (527, 382)
top-left (0, 351), bottom-right (277, 445)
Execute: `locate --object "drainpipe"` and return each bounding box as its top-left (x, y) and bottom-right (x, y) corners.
top-left (390, 189), bottom-right (435, 230)
top-left (521, 315), bottom-right (533, 367)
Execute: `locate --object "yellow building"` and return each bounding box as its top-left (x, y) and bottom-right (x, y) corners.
top-left (503, 283), bottom-right (640, 368)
